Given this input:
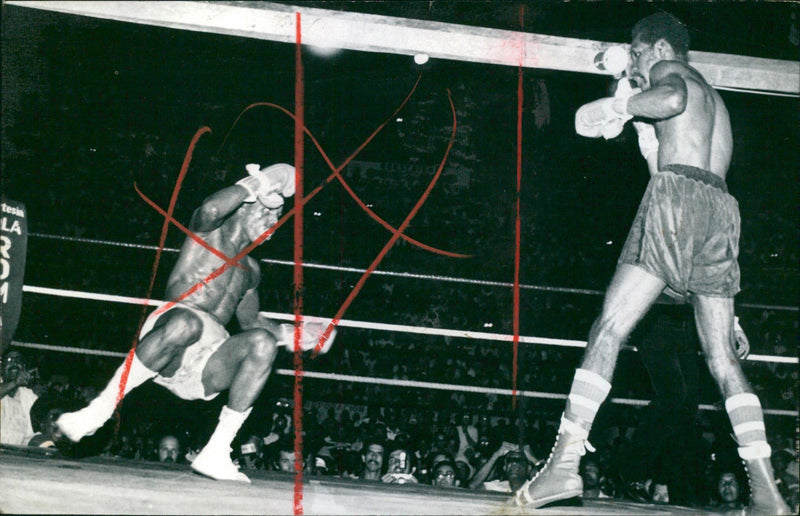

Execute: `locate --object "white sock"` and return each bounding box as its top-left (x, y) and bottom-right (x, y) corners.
top-left (204, 405), bottom-right (252, 453)
top-left (88, 353), bottom-right (157, 415)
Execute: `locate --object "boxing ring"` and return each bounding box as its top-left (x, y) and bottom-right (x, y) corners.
top-left (1, 445), bottom-right (722, 515)
top-left (3, 2), bottom-right (798, 515)
top-left (14, 232), bottom-right (800, 413)
top-left (2, 233), bottom-right (797, 514)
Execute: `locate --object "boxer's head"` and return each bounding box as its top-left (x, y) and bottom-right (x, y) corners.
top-left (632, 12), bottom-right (689, 58)
top-left (240, 199), bottom-right (282, 243)
top-left (628, 13), bottom-right (689, 88)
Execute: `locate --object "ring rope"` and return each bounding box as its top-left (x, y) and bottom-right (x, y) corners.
top-left (21, 285), bottom-right (799, 364)
top-left (28, 232), bottom-right (800, 312)
top-left (9, 340), bottom-right (798, 417)
top-left (12, 341), bottom-right (128, 358)
top-left (714, 85), bottom-right (800, 98)
top-left (30, 232), bottom-right (180, 253)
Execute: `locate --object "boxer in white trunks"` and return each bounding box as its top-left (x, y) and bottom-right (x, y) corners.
top-left (57, 163), bottom-right (335, 482)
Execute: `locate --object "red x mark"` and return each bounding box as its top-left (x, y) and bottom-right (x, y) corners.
top-left (114, 16), bottom-right (464, 515)
top-left (129, 76), bottom-right (465, 358)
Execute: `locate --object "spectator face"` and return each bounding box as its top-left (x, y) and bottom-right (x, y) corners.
top-left (48, 375), bottom-right (69, 393)
top-left (477, 436), bottom-right (492, 457)
top-left (433, 463), bottom-right (458, 488)
top-left (314, 456), bottom-right (330, 476)
top-left (273, 413), bottom-right (290, 434)
top-left (387, 449), bottom-right (411, 474)
top-left (455, 461), bottom-right (471, 482)
top-left (772, 451), bottom-right (791, 474)
top-left (118, 434), bottom-right (134, 458)
top-left (364, 444), bottom-right (385, 474)
top-left (278, 450), bottom-right (298, 472)
top-left (157, 435), bottom-right (181, 463)
top-left (45, 408), bottom-right (65, 440)
top-left (504, 453), bottom-right (529, 492)
top-left (2, 351), bottom-right (25, 381)
top-left (718, 472), bottom-right (740, 503)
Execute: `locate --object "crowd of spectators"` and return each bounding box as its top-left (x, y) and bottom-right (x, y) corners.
top-left (2, 344), bottom-right (798, 512)
top-left (3, 54), bottom-right (796, 512)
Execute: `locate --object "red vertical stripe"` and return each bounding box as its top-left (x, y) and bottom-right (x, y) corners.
top-left (292, 11), bottom-right (305, 516)
top-left (512, 5), bottom-right (525, 410)
top-left (118, 127), bottom-right (211, 417)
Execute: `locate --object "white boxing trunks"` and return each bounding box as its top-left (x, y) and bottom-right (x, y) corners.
top-left (139, 303), bottom-right (229, 401)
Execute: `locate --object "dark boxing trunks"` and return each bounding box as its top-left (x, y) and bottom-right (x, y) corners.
top-left (618, 164), bottom-right (740, 299)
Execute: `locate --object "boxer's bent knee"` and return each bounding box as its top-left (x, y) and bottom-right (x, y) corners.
top-left (243, 329), bottom-right (278, 364)
top-left (152, 307), bottom-right (204, 343)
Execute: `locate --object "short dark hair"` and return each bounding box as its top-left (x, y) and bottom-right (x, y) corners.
top-left (363, 440), bottom-right (386, 456)
top-left (503, 450), bottom-right (528, 470)
top-left (432, 459), bottom-right (457, 478)
top-left (632, 12), bottom-right (690, 59)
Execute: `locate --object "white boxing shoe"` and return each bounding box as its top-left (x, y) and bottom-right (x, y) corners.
top-left (56, 407), bottom-right (111, 442)
top-left (191, 446), bottom-right (251, 483)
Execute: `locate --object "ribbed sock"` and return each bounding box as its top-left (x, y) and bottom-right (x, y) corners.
top-left (725, 393), bottom-right (771, 459)
top-left (564, 368), bottom-right (611, 431)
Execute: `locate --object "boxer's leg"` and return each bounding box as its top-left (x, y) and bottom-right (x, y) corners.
top-left (57, 308), bottom-right (201, 442)
top-left (513, 264), bottom-right (665, 508)
top-left (191, 329), bottom-right (278, 482)
top-left (693, 295), bottom-right (790, 515)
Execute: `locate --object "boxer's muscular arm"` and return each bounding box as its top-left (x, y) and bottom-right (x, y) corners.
top-left (191, 185), bottom-right (251, 232)
top-left (235, 259), bottom-right (264, 330)
top-left (235, 287), bottom-right (262, 330)
top-left (235, 263), bottom-right (287, 338)
top-left (622, 61), bottom-right (688, 120)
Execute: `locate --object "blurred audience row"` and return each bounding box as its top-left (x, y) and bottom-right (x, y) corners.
top-left (2, 346), bottom-right (797, 512)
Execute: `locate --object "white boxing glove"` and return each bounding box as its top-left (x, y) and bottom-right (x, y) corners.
top-left (601, 117), bottom-right (627, 140)
top-left (613, 78), bottom-right (640, 101)
top-left (236, 163), bottom-right (295, 203)
top-left (576, 79), bottom-right (641, 139)
top-left (262, 163), bottom-right (295, 198)
top-left (632, 121), bottom-right (659, 160)
top-left (575, 97), bottom-right (621, 137)
top-left (603, 80), bottom-right (641, 140)
top-left (276, 320), bottom-right (337, 355)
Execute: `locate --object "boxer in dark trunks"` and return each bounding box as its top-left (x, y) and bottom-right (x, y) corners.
top-left (513, 13), bottom-right (789, 515)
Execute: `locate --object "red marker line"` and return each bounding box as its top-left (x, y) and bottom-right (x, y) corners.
top-left (116, 126), bottom-right (211, 409)
top-left (292, 11), bottom-right (305, 515)
top-left (133, 184), bottom-right (245, 271)
top-left (228, 85), bottom-right (471, 259)
top-left (512, 64), bottom-right (523, 409)
top-left (111, 23), bottom-right (464, 510)
top-left (511, 4), bottom-right (526, 409)
top-left (312, 90), bottom-right (459, 356)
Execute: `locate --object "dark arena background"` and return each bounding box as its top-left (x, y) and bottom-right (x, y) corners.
top-left (1, 1), bottom-right (797, 514)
